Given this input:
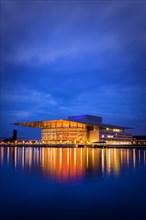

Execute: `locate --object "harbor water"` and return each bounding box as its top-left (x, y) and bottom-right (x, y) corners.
top-left (0, 147), bottom-right (146, 220)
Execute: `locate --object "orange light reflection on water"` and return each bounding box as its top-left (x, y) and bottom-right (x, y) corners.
top-left (0, 147), bottom-right (145, 181)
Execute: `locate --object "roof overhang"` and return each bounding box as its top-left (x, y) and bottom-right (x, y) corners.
top-left (13, 119), bottom-right (132, 129)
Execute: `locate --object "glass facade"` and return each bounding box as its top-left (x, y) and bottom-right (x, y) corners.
top-left (41, 120), bottom-right (88, 144)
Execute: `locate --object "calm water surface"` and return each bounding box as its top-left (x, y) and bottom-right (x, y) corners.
top-left (0, 147), bottom-right (146, 220)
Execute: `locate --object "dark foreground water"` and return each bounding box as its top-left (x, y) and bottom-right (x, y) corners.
top-left (0, 147), bottom-right (146, 220)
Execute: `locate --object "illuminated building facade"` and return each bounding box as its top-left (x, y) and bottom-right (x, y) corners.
top-left (14, 115), bottom-right (132, 145)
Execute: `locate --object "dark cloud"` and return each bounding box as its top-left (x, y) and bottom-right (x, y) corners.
top-left (0, 0), bottom-right (145, 137)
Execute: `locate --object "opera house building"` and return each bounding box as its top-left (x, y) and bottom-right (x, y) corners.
top-left (14, 115), bottom-right (133, 145)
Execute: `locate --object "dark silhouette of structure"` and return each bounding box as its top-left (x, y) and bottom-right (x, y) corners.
top-left (13, 130), bottom-right (17, 141)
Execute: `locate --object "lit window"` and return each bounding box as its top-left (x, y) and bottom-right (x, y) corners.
top-left (107, 135), bottom-right (113, 138)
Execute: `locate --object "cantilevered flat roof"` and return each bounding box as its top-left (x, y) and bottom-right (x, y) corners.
top-left (89, 122), bottom-right (131, 129)
top-left (13, 119), bottom-right (131, 129)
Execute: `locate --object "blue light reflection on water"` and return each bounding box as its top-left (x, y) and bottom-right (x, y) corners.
top-left (0, 147), bottom-right (146, 220)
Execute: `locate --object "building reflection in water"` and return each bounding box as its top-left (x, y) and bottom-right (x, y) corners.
top-left (0, 147), bottom-right (145, 181)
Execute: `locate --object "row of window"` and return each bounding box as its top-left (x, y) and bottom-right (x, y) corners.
top-left (42, 128), bottom-right (86, 132)
top-left (42, 134), bottom-right (86, 139)
top-left (100, 131), bottom-right (131, 136)
top-left (100, 128), bottom-right (123, 132)
top-left (41, 121), bottom-right (86, 128)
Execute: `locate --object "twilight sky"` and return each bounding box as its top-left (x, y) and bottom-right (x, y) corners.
top-left (0, 0), bottom-right (146, 139)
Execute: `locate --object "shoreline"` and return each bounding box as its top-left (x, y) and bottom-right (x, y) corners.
top-left (0, 144), bottom-right (146, 149)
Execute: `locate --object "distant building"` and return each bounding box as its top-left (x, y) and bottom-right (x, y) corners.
top-left (132, 136), bottom-right (146, 145)
top-left (14, 115), bottom-right (133, 145)
top-left (13, 130), bottom-right (17, 141)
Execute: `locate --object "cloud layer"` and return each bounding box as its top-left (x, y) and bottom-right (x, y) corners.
top-left (0, 0), bottom-right (146, 137)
